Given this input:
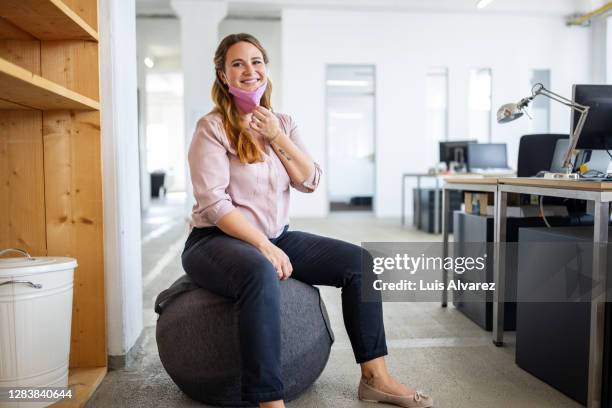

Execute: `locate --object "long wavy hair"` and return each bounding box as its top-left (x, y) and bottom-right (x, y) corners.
top-left (212, 33), bottom-right (273, 164)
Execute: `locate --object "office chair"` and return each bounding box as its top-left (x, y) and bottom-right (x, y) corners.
top-left (516, 134), bottom-right (568, 177)
top-left (517, 133), bottom-right (592, 224)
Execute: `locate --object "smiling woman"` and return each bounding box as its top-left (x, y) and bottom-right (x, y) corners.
top-left (225, 42), bottom-right (266, 88)
top-left (177, 33), bottom-right (434, 408)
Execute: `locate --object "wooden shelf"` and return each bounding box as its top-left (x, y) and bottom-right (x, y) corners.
top-left (0, 98), bottom-right (34, 109)
top-left (0, 0), bottom-right (98, 41)
top-left (50, 367), bottom-right (107, 408)
top-left (1, 0), bottom-right (106, 406)
top-left (0, 57), bottom-right (99, 110)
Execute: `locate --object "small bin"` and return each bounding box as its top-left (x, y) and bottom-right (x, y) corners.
top-left (0, 248), bottom-right (77, 408)
top-left (150, 171), bottom-right (166, 198)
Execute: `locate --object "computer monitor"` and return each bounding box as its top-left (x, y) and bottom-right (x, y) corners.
top-left (439, 140), bottom-right (477, 166)
top-left (572, 85), bottom-right (612, 150)
top-left (467, 143), bottom-right (508, 171)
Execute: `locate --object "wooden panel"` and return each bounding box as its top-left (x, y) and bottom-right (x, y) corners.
top-left (445, 177), bottom-right (500, 185)
top-left (50, 367), bottom-right (107, 408)
top-left (44, 110), bottom-right (106, 367)
top-left (0, 111), bottom-right (46, 256)
top-left (0, 98), bottom-right (33, 109)
top-left (0, 40), bottom-right (41, 74)
top-left (0, 17), bottom-right (36, 40)
top-left (0, 0), bottom-right (98, 41)
top-left (0, 56), bottom-right (99, 110)
top-left (41, 40), bottom-right (99, 101)
top-left (61, 0), bottom-right (98, 32)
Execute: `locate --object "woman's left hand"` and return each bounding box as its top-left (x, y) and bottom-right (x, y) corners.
top-left (250, 106), bottom-right (283, 142)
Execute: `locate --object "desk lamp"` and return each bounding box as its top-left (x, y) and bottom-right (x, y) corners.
top-left (497, 83), bottom-right (590, 179)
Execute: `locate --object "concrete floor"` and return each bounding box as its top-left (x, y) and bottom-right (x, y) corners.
top-left (85, 194), bottom-right (582, 408)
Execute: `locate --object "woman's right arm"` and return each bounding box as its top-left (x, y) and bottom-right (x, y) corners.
top-left (216, 211), bottom-right (293, 280)
top-left (188, 118), bottom-right (292, 279)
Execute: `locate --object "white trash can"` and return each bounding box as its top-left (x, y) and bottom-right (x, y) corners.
top-left (0, 248), bottom-right (77, 408)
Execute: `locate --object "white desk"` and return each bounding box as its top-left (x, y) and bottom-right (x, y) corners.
top-left (403, 173), bottom-right (501, 232)
top-left (441, 177), bottom-right (500, 307)
top-left (495, 178), bottom-right (612, 408)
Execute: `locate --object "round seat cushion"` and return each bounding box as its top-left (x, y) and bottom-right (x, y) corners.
top-left (155, 275), bottom-right (334, 407)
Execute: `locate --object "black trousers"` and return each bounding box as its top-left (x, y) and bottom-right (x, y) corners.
top-left (181, 224), bottom-right (388, 403)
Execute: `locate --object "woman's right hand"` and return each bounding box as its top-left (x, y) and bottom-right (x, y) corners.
top-left (256, 240), bottom-right (293, 280)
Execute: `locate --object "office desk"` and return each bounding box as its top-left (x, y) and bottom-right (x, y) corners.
top-left (402, 173), bottom-right (493, 232)
top-left (496, 178), bottom-right (612, 408)
top-left (402, 173), bottom-right (439, 229)
top-left (441, 177), bottom-right (500, 307)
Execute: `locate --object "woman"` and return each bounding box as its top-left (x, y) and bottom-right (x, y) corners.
top-left (181, 33), bottom-right (433, 408)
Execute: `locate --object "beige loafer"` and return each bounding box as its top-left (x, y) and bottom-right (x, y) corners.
top-left (358, 379), bottom-right (433, 408)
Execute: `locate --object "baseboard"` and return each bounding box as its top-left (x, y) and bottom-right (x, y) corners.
top-left (107, 330), bottom-right (146, 370)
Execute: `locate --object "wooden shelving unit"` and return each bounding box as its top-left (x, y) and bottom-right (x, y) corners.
top-left (0, 57), bottom-right (100, 109)
top-left (0, 1), bottom-right (106, 407)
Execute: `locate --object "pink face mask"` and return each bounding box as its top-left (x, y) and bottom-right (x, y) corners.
top-left (227, 80), bottom-right (268, 114)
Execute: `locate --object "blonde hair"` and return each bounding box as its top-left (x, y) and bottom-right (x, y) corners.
top-left (212, 33), bottom-right (273, 164)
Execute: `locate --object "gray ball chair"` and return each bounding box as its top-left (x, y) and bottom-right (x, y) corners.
top-left (155, 274), bottom-right (334, 406)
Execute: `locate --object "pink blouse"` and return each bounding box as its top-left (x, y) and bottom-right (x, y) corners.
top-left (188, 111), bottom-right (322, 238)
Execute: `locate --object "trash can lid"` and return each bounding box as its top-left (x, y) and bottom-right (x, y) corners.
top-left (0, 252), bottom-right (77, 277)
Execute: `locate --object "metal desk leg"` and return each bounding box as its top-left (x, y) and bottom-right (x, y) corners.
top-left (415, 176), bottom-right (422, 229)
top-left (401, 175), bottom-right (406, 226)
top-left (441, 188), bottom-right (450, 307)
top-left (434, 177), bottom-right (441, 234)
top-left (586, 200), bottom-right (610, 408)
top-left (492, 189), bottom-right (507, 347)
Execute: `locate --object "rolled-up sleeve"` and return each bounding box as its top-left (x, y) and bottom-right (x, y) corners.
top-left (188, 118), bottom-right (236, 224)
top-left (285, 115), bottom-right (323, 193)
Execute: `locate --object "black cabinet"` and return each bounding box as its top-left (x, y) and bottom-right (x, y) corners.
top-left (413, 188), bottom-right (462, 233)
top-left (516, 227), bottom-right (612, 406)
top-left (452, 212), bottom-right (571, 331)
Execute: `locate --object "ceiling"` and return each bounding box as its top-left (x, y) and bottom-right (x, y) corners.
top-left (136, 0), bottom-right (598, 19)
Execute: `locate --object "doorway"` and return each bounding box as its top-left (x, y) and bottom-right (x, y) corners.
top-left (325, 65), bottom-right (376, 212)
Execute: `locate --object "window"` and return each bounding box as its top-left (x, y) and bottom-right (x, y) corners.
top-left (528, 69), bottom-right (551, 133)
top-left (426, 67), bottom-right (448, 143)
top-left (468, 68), bottom-right (492, 142)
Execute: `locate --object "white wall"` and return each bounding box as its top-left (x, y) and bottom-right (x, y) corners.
top-left (99, 0), bottom-right (143, 359)
top-left (608, 15), bottom-right (612, 83)
top-left (219, 19), bottom-right (283, 110)
top-left (282, 9), bottom-right (592, 218)
top-left (591, 15), bottom-right (608, 83)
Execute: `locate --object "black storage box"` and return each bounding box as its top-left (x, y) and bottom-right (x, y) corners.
top-left (413, 188), bottom-right (462, 234)
top-left (452, 211), bottom-right (571, 331)
top-left (516, 226), bottom-right (612, 406)
top-left (151, 171), bottom-right (166, 198)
